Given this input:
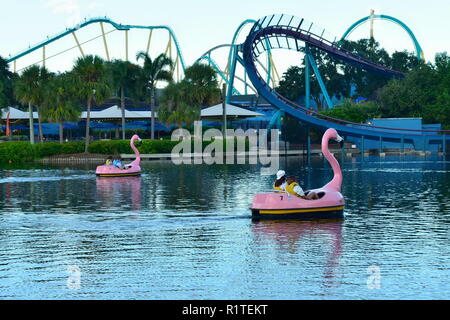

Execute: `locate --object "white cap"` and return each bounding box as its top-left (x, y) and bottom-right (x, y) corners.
top-left (276, 170), bottom-right (286, 180)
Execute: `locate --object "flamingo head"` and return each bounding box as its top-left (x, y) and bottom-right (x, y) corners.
top-left (326, 128), bottom-right (344, 145)
top-left (131, 135), bottom-right (142, 146)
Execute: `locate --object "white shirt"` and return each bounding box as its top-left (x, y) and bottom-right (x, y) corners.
top-left (279, 182), bottom-right (305, 197)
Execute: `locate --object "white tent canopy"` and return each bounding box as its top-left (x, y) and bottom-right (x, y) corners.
top-left (80, 106), bottom-right (154, 119)
top-left (3, 104), bottom-right (262, 121)
top-left (1, 107), bottom-right (38, 119)
top-left (200, 104), bottom-right (263, 118)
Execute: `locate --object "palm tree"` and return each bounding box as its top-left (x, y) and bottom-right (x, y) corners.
top-left (183, 63), bottom-right (221, 106)
top-left (136, 52), bottom-right (173, 139)
top-left (13, 65), bottom-right (52, 144)
top-left (41, 73), bottom-right (80, 143)
top-left (158, 63), bottom-right (220, 126)
top-left (72, 55), bottom-right (111, 152)
top-left (107, 59), bottom-right (141, 140)
top-left (35, 67), bottom-right (53, 143)
top-left (14, 66), bottom-right (40, 144)
top-left (158, 81), bottom-right (200, 126)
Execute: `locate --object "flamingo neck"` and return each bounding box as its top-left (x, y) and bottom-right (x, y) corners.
top-left (130, 137), bottom-right (140, 166)
top-left (322, 133), bottom-right (342, 192)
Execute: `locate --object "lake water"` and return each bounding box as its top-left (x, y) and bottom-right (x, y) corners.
top-left (0, 155), bottom-right (449, 299)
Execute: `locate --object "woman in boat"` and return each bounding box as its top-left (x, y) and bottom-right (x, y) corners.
top-left (273, 170), bottom-right (287, 191)
top-left (273, 170), bottom-right (318, 200)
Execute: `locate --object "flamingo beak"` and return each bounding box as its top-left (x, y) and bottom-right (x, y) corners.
top-left (336, 134), bottom-right (343, 143)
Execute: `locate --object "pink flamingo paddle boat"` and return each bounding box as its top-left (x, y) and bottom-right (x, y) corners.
top-left (95, 135), bottom-right (142, 177)
top-left (251, 128), bottom-right (345, 219)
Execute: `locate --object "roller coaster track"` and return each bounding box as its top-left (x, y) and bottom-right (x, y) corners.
top-left (6, 17), bottom-right (186, 71)
top-left (242, 14), bottom-right (450, 148)
top-left (341, 14), bottom-right (425, 61)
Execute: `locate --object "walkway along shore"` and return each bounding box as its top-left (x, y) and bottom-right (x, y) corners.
top-left (36, 147), bottom-right (443, 164)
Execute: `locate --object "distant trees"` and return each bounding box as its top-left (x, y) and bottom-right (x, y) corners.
top-left (275, 38), bottom-right (450, 128)
top-left (158, 63), bottom-right (221, 126)
top-left (377, 52), bottom-right (450, 129)
top-left (14, 65), bottom-right (53, 144)
top-left (41, 73), bottom-right (81, 143)
top-left (72, 55), bottom-right (111, 152)
top-left (136, 52), bottom-right (173, 139)
top-left (276, 38), bottom-right (422, 110)
top-left (107, 59), bottom-right (141, 140)
top-left (0, 56), bottom-right (17, 110)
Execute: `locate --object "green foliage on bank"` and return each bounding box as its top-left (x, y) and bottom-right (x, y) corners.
top-left (320, 100), bottom-right (381, 123)
top-left (0, 141), bottom-right (35, 164)
top-left (0, 138), bottom-right (250, 164)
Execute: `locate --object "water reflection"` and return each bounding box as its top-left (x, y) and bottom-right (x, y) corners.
top-left (251, 219), bottom-right (343, 288)
top-left (96, 177), bottom-right (142, 211)
top-left (0, 156), bottom-right (449, 299)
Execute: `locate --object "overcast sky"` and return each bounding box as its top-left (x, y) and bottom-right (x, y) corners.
top-left (1, 0), bottom-right (448, 80)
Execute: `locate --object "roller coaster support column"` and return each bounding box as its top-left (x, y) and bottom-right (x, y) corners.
top-left (443, 136), bottom-right (446, 155)
top-left (146, 29), bottom-right (153, 54)
top-left (361, 136), bottom-right (365, 156)
top-left (72, 32), bottom-right (85, 57)
top-left (305, 45), bottom-right (333, 109)
top-left (100, 22), bottom-right (110, 61)
top-left (222, 83), bottom-right (227, 138)
top-left (401, 136), bottom-right (405, 155)
top-left (307, 127), bottom-right (311, 166)
top-left (125, 30), bottom-right (129, 61)
top-left (379, 136), bottom-right (384, 156)
top-left (226, 45), bottom-right (238, 103)
top-left (305, 52), bottom-right (310, 109)
top-left (42, 46), bottom-right (46, 67)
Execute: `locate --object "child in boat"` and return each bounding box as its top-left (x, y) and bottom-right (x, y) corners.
top-left (286, 176), bottom-right (319, 200)
top-left (274, 170), bottom-right (318, 200)
top-left (113, 157), bottom-right (125, 169)
top-left (105, 156), bottom-right (113, 166)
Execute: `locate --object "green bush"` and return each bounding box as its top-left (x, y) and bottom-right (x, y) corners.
top-left (0, 141), bottom-right (35, 164)
top-left (0, 137), bottom-right (251, 165)
top-left (139, 140), bottom-right (179, 154)
top-left (33, 142), bottom-right (63, 158)
top-left (60, 141), bottom-right (85, 154)
top-left (87, 140), bottom-right (131, 154)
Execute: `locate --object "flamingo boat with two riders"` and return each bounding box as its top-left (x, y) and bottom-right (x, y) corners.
top-left (251, 128), bottom-right (345, 219)
top-left (95, 135), bottom-right (142, 177)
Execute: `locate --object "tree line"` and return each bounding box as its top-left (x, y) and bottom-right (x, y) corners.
top-left (0, 53), bottom-right (221, 151)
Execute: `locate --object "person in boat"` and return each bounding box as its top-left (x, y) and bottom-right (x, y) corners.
top-left (113, 157), bottom-right (125, 169)
top-left (273, 170), bottom-right (318, 200)
top-left (286, 176), bottom-right (319, 200)
top-left (105, 156), bottom-right (113, 166)
top-left (274, 170), bottom-right (287, 191)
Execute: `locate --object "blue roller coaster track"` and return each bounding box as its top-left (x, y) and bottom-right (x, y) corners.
top-left (241, 14), bottom-right (449, 151)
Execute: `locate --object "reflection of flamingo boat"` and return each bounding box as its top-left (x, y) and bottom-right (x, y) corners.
top-left (251, 128), bottom-right (345, 219)
top-left (96, 176), bottom-right (142, 210)
top-left (252, 219), bottom-right (343, 286)
top-left (95, 135), bottom-right (142, 177)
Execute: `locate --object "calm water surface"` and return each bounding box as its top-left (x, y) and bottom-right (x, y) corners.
top-left (0, 155), bottom-right (449, 299)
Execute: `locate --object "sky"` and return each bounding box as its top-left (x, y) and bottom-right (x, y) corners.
top-left (1, 0), bottom-right (449, 87)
